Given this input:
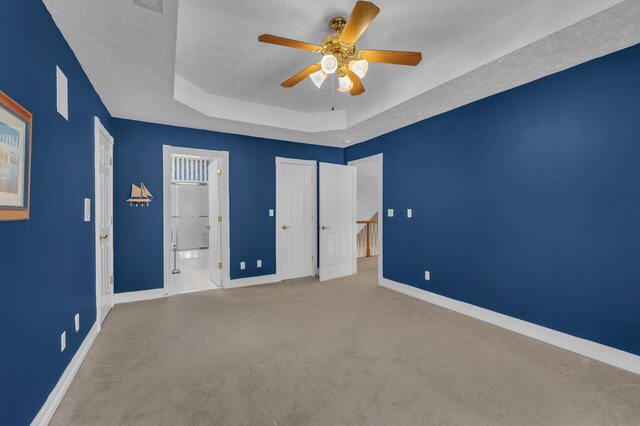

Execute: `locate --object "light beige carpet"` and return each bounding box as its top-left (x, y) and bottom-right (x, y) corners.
top-left (52, 257), bottom-right (640, 425)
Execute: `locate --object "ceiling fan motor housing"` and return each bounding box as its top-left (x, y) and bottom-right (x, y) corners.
top-left (321, 33), bottom-right (357, 71)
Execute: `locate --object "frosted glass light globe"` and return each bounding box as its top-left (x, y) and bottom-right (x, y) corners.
top-left (320, 55), bottom-right (338, 74)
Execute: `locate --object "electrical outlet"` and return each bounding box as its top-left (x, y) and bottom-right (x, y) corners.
top-left (407, 209), bottom-right (412, 218)
top-left (74, 313), bottom-right (80, 332)
top-left (257, 260), bottom-right (262, 268)
top-left (425, 271), bottom-right (430, 281)
top-left (240, 261), bottom-right (246, 270)
top-left (387, 209), bottom-right (394, 217)
top-left (61, 331), bottom-right (66, 352)
top-left (269, 209), bottom-right (274, 217)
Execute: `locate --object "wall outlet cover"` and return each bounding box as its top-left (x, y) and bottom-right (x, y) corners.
top-left (407, 209), bottom-right (412, 218)
top-left (388, 209), bottom-right (394, 217)
top-left (269, 209), bottom-right (274, 217)
top-left (74, 313), bottom-right (80, 332)
top-left (61, 331), bottom-right (66, 352)
top-left (257, 260), bottom-right (262, 268)
top-left (240, 261), bottom-right (246, 270)
top-left (425, 271), bottom-right (430, 281)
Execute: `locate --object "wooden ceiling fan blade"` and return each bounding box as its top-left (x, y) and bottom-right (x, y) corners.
top-left (339, 1), bottom-right (380, 45)
top-left (345, 69), bottom-right (365, 96)
top-left (258, 34), bottom-right (320, 52)
top-left (360, 50), bottom-right (422, 66)
top-left (281, 63), bottom-right (322, 87)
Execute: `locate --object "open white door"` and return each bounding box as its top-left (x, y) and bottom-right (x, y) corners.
top-left (208, 159), bottom-right (222, 286)
top-left (95, 118), bottom-right (114, 324)
top-left (319, 162), bottom-right (357, 281)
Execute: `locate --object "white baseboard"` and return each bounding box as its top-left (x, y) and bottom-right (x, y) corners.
top-left (114, 288), bottom-right (165, 304)
top-left (31, 321), bottom-right (99, 426)
top-left (380, 278), bottom-right (640, 376)
top-left (226, 274), bottom-right (280, 289)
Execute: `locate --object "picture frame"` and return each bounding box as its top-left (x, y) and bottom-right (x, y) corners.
top-left (0, 91), bottom-right (32, 221)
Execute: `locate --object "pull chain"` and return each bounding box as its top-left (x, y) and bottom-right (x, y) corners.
top-left (331, 74), bottom-right (335, 111)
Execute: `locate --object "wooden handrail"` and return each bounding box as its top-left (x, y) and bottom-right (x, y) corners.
top-left (356, 220), bottom-right (378, 224)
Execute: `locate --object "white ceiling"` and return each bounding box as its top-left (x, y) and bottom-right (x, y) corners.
top-left (43, 0), bottom-right (640, 147)
top-left (175, 0), bottom-right (532, 114)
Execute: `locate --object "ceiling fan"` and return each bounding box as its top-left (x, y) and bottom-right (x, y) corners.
top-left (258, 1), bottom-right (422, 96)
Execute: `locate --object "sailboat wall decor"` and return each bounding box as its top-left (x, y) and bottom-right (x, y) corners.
top-left (127, 183), bottom-right (153, 207)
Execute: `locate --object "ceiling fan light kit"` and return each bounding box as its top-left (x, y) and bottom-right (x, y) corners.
top-left (338, 73), bottom-right (354, 92)
top-left (320, 54), bottom-right (339, 74)
top-left (309, 70), bottom-right (328, 89)
top-left (258, 1), bottom-right (422, 97)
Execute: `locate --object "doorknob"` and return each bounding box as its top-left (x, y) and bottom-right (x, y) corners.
top-left (321, 225), bottom-right (330, 230)
top-left (205, 225), bottom-right (211, 230)
top-left (282, 225), bottom-right (290, 230)
top-left (99, 234), bottom-right (109, 240)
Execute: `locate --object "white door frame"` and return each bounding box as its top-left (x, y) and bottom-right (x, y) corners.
top-left (162, 145), bottom-right (230, 294)
top-left (94, 117), bottom-right (114, 330)
top-left (348, 153), bottom-right (383, 285)
top-left (275, 157), bottom-right (318, 280)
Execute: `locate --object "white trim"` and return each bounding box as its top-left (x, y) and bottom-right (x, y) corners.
top-left (225, 274), bottom-right (281, 289)
top-left (275, 157), bottom-right (318, 280)
top-left (94, 117), bottom-right (114, 329)
top-left (162, 146), bottom-right (231, 295)
top-left (113, 288), bottom-right (166, 304)
top-left (348, 153), bottom-right (383, 284)
top-left (30, 322), bottom-right (99, 426)
top-left (380, 278), bottom-right (640, 376)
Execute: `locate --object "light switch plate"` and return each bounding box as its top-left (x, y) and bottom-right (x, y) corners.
top-left (74, 314), bottom-right (80, 332)
top-left (407, 209), bottom-right (412, 218)
top-left (61, 331), bottom-right (66, 352)
top-left (257, 260), bottom-right (262, 268)
top-left (387, 209), bottom-right (394, 217)
top-left (240, 262), bottom-right (246, 270)
top-left (84, 198), bottom-right (91, 222)
top-left (269, 209), bottom-right (274, 217)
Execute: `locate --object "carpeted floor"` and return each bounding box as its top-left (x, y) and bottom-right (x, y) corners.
top-left (52, 257), bottom-right (640, 425)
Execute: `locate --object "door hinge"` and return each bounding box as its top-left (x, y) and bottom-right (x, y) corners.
top-left (110, 275), bottom-right (114, 285)
top-left (217, 168), bottom-right (222, 176)
top-left (218, 262), bottom-right (223, 269)
top-left (311, 255), bottom-right (314, 261)
top-left (109, 157), bottom-right (113, 166)
top-left (109, 216), bottom-right (113, 225)
top-left (218, 216), bottom-right (222, 222)
top-left (311, 174), bottom-right (314, 181)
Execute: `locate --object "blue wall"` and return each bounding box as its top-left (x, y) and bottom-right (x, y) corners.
top-left (2, 1), bottom-right (639, 422)
top-left (345, 43), bottom-right (640, 356)
top-left (111, 119), bottom-right (343, 293)
top-left (0, 1), bottom-right (112, 424)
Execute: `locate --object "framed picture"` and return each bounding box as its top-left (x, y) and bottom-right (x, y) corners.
top-left (0, 91), bottom-right (32, 221)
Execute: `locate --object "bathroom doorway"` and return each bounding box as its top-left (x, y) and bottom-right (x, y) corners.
top-left (162, 146), bottom-right (230, 295)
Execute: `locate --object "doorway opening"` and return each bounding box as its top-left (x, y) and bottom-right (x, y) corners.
top-left (348, 154), bottom-right (383, 284)
top-left (162, 146), bottom-right (230, 295)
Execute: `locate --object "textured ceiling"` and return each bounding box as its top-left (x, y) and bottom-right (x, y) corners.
top-left (175, 0), bottom-right (532, 114)
top-left (43, 0), bottom-right (640, 147)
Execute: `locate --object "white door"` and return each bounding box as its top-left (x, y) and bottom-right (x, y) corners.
top-left (95, 119), bottom-right (114, 324)
top-left (276, 160), bottom-right (315, 280)
top-left (319, 163), bottom-right (357, 281)
top-left (208, 159), bottom-right (222, 286)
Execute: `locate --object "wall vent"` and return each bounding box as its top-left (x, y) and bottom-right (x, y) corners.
top-left (134, 0), bottom-right (163, 13)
